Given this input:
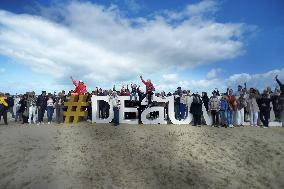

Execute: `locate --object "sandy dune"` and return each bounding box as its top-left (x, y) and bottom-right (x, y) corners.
top-left (0, 122), bottom-right (283, 189)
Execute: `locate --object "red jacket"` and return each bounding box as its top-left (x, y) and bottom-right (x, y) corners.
top-left (228, 95), bottom-right (237, 111)
top-left (141, 79), bottom-right (155, 93)
top-left (72, 79), bottom-right (87, 95)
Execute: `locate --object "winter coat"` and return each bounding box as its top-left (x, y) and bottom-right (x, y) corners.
top-left (0, 97), bottom-right (8, 112)
top-left (209, 96), bottom-right (220, 111)
top-left (202, 96), bottom-right (209, 112)
top-left (228, 95), bottom-right (237, 111)
top-left (7, 96), bottom-right (14, 107)
top-left (220, 99), bottom-right (229, 111)
top-left (36, 95), bottom-right (47, 109)
top-left (257, 96), bottom-right (271, 113)
top-left (27, 96), bottom-right (37, 107)
top-left (180, 95), bottom-right (189, 105)
top-left (141, 79), bottom-right (155, 93)
top-left (247, 97), bottom-right (260, 112)
top-left (190, 95), bottom-right (203, 115)
top-left (72, 79), bottom-right (87, 95)
top-left (237, 96), bottom-right (247, 110)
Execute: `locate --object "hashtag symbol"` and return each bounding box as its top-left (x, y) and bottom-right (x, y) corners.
top-left (64, 95), bottom-right (89, 123)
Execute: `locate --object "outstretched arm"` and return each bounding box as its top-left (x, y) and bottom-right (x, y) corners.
top-left (275, 75), bottom-right (282, 86)
top-left (140, 75), bottom-right (147, 85)
top-left (71, 76), bottom-right (78, 86)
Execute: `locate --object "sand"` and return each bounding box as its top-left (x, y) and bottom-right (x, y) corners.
top-left (0, 121), bottom-right (283, 189)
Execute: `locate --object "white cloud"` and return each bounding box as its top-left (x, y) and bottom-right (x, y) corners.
top-left (161, 0), bottom-right (218, 21)
top-left (155, 68), bottom-right (284, 94)
top-left (186, 0), bottom-right (218, 16)
top-left (162, 74), bottom-right (178, 82)
top-left (206, 68), bottom-right (222, 79)
top-left (0, 1), bottom-right (252, 91)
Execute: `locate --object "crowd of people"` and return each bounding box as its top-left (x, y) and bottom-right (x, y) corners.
top-left (0, 75), bottom-right (284, 128)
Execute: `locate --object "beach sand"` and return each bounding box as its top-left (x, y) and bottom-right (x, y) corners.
top-left (0, 121), bottom-right (283, 189)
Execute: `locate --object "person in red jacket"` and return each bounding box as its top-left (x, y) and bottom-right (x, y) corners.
top-left (228, 89), bottom-right (237, 128)
top-left (70, 76), bottom-right (87, 95)
top-left (140, 75), bottom-right (155, 106)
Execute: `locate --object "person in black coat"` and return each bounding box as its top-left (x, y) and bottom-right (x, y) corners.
top-left (258, 90), bottom-right (271, 128)
top-left (190, 93), bottom-right (203, 126)
top-left (36, 91), bottom-right (47, 124)
top-left (201, 92), bottom-right (209, 112)
top-left (19, 94), bottom-right (29, 124)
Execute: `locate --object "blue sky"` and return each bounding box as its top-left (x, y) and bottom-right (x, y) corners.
top-left (0, 0), bottom-right (283, 94)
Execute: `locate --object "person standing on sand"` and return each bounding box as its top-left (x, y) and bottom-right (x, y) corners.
top-left (236, 93), bottom-right (247, 126)
top-left (209, 91), bottom-right (220, 127)
top-left (190, 93), bottom-right (203, 126)
top-left (258, 90), bottom-right (271, 128)
top-left (247, 88), bottom-right (260, 127)
top-left (19, 94), bottom-right (29, 124)
top-left (219, 94), bottom-right (229, 127)
top-left (6, 93), bottom-right (15, 119)
top-left (55, 92), bottom-right (65, 124)
top-left (27, 91), bottom-right (37, 124)
top-left (37, 91), bottom-right (47, 125)
top-left (0, 92), bottom-right (9, 125)
top-left (46, 94), bottom-right (55, 124)
top-left (228, 89), bottom-right (237, 128)
top-left (109, 91), bottom-right (120, 126)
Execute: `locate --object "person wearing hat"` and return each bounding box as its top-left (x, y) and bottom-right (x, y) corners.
top-left (70, 76), bottom-right (87, 95)
top-left (0, 92), bottom-right (9, 125)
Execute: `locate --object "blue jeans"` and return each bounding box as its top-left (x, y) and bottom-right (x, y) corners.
top-left (227, 110), bottom-right (233, 125)
top-left (113, 107), bottom-right (119, 126)
top-left (180, 104), bottom-right (187, 119)
top-left (220, 110), bottom-right (228, 125)
top-left (130, 92), bottom-right (138, 101)
top-left (47, 106), bottom-right (54, 122)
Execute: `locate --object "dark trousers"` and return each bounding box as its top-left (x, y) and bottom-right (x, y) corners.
top-left (0, 109), bottom-right (8, 125)
top-left (113, 107), bottom-right (119, 126)
top-left (193, 114), bottom-right (201, 125)
top-left (211, 110), bottom-right (219, 125)
top-left (273, 109), bottom-right (280, 120)
top-left (174, 102), bottom-right (180, 119)
top-left (180, 104), bottom-right (186, 119)
top-left (87, 105), bottom-right (92, 120)
top-left (147, 91), bottom-right (153, 105)
top-left (22, 115), bottom-right (28, 124)
top-left (56, 107), bottom-right (64, 123)
top-left (260, 111), bottom-right (270, 127)
top-left (38, 107), bottom-right (45, 122)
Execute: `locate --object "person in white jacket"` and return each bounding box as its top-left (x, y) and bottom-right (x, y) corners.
top-left (27, 91), bottom-right (37, 124)
top-left (109, 91), bottom-right (120, 126)
top-left (180, 90), bottom-right (189, 120)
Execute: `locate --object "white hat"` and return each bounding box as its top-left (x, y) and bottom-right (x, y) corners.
top-left (79, 80), bottom-right (83, 83)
